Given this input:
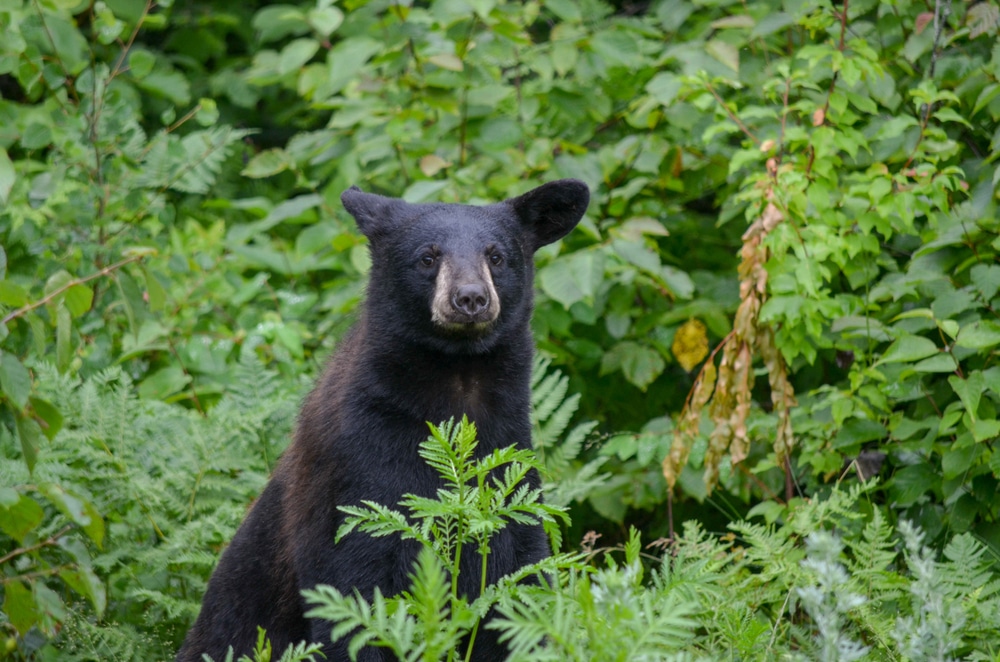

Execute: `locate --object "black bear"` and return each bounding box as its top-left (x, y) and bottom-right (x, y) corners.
top-left (177, 179), bottom-right (590, 661)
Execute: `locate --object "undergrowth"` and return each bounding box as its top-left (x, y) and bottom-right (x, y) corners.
top-left (3, 359), bottom-right (1000, 660)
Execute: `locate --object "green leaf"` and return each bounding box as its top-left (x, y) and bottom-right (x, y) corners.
top-left (3, 580), bottom-right (38, 636)
top-left (538, 262), bottom-right (580, 309)
top-left (601, 341), bottom-right (665, 391)
top-left (0, 280), bottom-right (29, 306)
top-left (911, 353), bottom-right (957, 373)
top-left (751, 12), bottom-right (794, 37)
top-left (278, 39), bottom-right (319, 76)
top-left (876, 335), bottom-right (939, 364)
top-left (38, 483), bottom-right (105, 548)
top-left (646, 71), bottom-right (682, 106)
top-left (0, 147), bottom-right (15, 207)
top-left (143, 267), bottom-right (167, 312)
top-left (890, 464), bottom-right (938, 506)
top-left (613, 238), bottom-right (660, 273)
top-left (322, 37), bottom-right (382, 97)
top-left (949, 371), bottom-right (985, 420)
top-left (543, 0), bottom-right (580, 22)
top-left (0, 350), bottom-right (32, 410)
top-left (971, 419), bottom-right (1000, 444)
top-left (706, 39), bottom-right (739, 72)
top-left (0, 492), bottom-right (44, 542)
top-left (60, 567), bottom-right (107, 616)
top-left (955, 320), bottom-right (1000, 350)
top-left (970, 263), bottom-right (1000, 301)
top-left (253, 5), bottom-right (309, 43)
top-left (29, 396), bottom-right (63, 441)
top-left (128, 49), bottom-right (156, 79)
top-left (139, 70), bottom-right (192, 106)
top-left (14, 415), bottom-right (41, 473)
top-left (832, 418), bottom-right (887, 450)
top-left (241, 148), bottom-right (291, 178)
top-left (942, 443), bottom-right (981, 479)
top-left (64, 283), bottom-right (93, 318)
top-left (137, 365), bottom-right (191, 401)
top-left (307, 6), bottom-right (344, 38)
top-left (56, 304), bottom-right (71, 372)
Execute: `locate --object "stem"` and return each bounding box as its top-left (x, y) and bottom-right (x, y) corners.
top-left (706, 81), bottom-right (759, 146)
top-left (1, 255), bottom-right (145, 326)
top-left (0, 524), bottom-right (74, 566)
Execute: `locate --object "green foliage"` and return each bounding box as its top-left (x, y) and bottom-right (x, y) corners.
top-left (306, 416), bottom-right (572, 661)
top-left (2, 0), bottom-right (999, 656)
top-left (309, 428), bottom-right (1000, 661)
top-left (1, 353), bottom-right (302, 658)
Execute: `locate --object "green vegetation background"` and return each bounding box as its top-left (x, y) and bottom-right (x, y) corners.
top-left (1, 0), bottom-right (999, 658)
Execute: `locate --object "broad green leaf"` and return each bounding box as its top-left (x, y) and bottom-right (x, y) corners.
top-left (0, 492), bottom-right (44, 542)
top-left (711, 15), bottom-right (754, 29)
top-left (890, 464), bottom-right (938, 506)
top-left (602, 341), bottom-right (665, 391)
top-left (751, 12), bottom-right (794, 37)
top-left (970, 263), bottom-right (1000, 301)
top-left (64, 283), bottom-right (93, 318)
top-left (56, 304), bottom-right (71, 372)
top-left (143, 267), bottom-right (167, 312)
top-left (323, 37), bottom-right (382, 97)
top-left (39, 483), bottom-right (105, 548)
top-left (3, 579), bottom-right (37, 636)
top-left (706, 39), bottom-right (739, 72)
top-left (0, 350), bottom-right (31, 410)
top-left (278, 39), bottom-right (319, 76)
top-left (44, 270), bottom-right (73, 315)
top-left (942, 443), bottom-right (981, 479)
top-left (539, 259), bottom-right (584, 308)
top-left (128, 49), bottom-right (156, 79)
top-left (242, 148), bottom-right (291, 179)
top-left (877, 335), bottom-right (939, 364)
top-left (912, 353), bottom-right (957, 373)
top-left (971, 419), bottom-right (1000, 444)
top-left (253, 5), bottom-right (309, 43)
top-left (0, 147), bottom-right (14, 207)
top-left (139, 70), bottom-right (192, 106)
top-left (60, 567), bottom-right (107, 616)
top-left (117, 270), bottom-right (146, 335)
top-left (832, 418), bottom-right (887, 450)
top-left (307, 6), bottom-right (344, 37)
top-left (544, 0), bottom-right (580, 22)
top-left (428, 53), bottom-right (463, 72)
top-left (949, 372), bottom-right (985, 420)
top-left (0, 280), bottom-right (29, 306)
top-left (646, 72), bottom-right (682, 107)
top-left (955, 320), bottom-right (1000, 350)
top-left (29, 396), bottom-right (64, 441)
top-left (402, 180), bottom-right (448, 203)
top-left (612, 238), bottom-right (660, 273)
top-left (15, 415), bottom-right (41, 473)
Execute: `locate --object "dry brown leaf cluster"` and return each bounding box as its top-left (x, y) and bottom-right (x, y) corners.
top-left (663, 200), bottom-right (797, 494)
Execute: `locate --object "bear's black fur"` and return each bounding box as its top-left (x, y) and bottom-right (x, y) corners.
top-left (177, 179), bottom-right (590, 661)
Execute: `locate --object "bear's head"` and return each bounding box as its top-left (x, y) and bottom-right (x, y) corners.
top-left (342, 179), bottom-right (589, 355)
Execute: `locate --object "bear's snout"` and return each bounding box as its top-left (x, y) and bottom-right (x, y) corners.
top-left (452, 283), bottom-right (490, 317)
top-left (430, 257), bottom-right (501, 330)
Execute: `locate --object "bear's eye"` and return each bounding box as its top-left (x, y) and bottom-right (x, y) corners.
top-left (489, 251), bottom-right (504, 266)
top-left (420, 254), bottom-right (436, 267)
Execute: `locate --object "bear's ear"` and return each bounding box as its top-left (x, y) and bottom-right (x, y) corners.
top-left (505, 179), bottom-right (590, 252)
top-left (341, 186), bottom-right (406, 239)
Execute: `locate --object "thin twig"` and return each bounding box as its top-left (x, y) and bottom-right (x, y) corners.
top-left (706, 82), bottom-right (760, 146)
top-left (0, 524), bottom-right (74, 566)
top-left (1, 255), bottom-right (145, 326)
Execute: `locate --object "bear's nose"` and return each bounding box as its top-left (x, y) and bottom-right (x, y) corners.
top-left (452, 284), bottom-right (489, 317)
